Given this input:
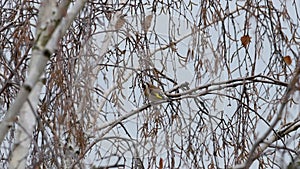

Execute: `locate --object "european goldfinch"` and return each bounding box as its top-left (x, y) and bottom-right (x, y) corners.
top-left (142, 82), bottom-right (168, 102)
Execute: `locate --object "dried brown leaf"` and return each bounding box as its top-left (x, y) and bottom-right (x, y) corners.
top-left (283, 55), bottom-right (292, 65)
top-left (159, 158), bottom-right (163, 169)
top-left (115, 15), bottom-right (126, 30)
top-left (143, 14), bottom-right (153, 32)
top-left (241, 35), bottom-right (251, 47)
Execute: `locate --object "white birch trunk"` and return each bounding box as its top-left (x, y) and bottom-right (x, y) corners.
top-left (9, 80), bottom-right (43, 169)
top-left (2, 0), bottom-right (88, 168)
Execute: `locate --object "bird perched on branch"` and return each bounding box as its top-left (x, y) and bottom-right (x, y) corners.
top-left (142, 82), bottom-right (169, 102)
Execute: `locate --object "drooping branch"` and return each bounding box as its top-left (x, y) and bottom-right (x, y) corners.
top-left (236, 64), bottom-right (300, 168)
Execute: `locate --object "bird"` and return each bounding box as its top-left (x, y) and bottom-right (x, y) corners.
top-left (142, 82), bottom-right (169, 102)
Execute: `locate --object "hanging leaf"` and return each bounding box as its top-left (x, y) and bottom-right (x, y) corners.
top-left (241, 35), bottom-right (251, 47)
top-left (142, 14), bottom-right (153, 32)
top-left (115, 15), bottom-right (126, 30)
top-left (159, 158), bottom-right (163, 169)
top-left (283, 55), bottom-right (292, 65)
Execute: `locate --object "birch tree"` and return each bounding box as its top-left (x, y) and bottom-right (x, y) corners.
top-left (0, 0), bottom-right (300, 169)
